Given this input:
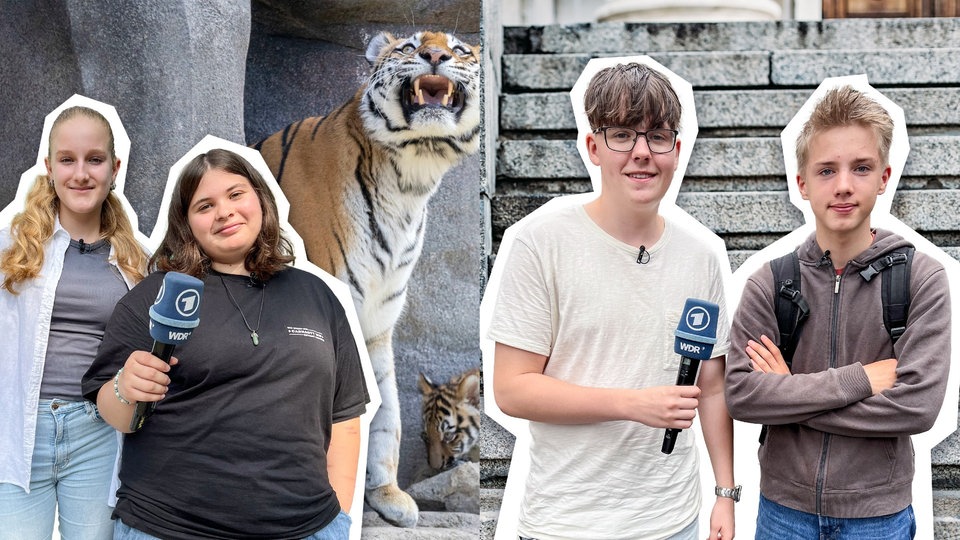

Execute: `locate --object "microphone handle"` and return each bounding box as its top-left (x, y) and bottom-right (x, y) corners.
top-left (129, 341), bottom-right (176, 432)
top-left (662, 356), bottom-right (701, 454)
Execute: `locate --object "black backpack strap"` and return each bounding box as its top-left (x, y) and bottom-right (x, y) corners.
top-left (771, 251), bottom-right (810, 368)
top-left (859, 247), bottom-right (914, 344)
top-left (760, 250), bottom-right (810, 445)
top-left (760, 246), bottom-right (913, 446)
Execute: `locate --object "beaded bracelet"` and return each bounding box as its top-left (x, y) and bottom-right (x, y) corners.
top-left (114, 367), bottom-right (131, 405)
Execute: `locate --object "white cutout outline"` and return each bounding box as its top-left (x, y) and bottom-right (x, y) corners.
top-left (151, 136), bottom-right (381, 540)
top-left (481, 56), bottom-right (732, 539)
top-left (0, 95), bottom-right (148, 512)
top-left (726, 75), bottom-right (960, 539)
top-left (0, 94), bottom-right (146, 248)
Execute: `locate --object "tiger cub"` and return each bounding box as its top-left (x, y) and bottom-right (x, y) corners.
top-left (418, 369), bottom-right (480, 471)
top-left (253, 31), bottom-right (480, 527)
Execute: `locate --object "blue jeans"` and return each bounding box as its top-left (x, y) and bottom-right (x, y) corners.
top-left (0, 399), bottom-right (117, 540)
top-left (114, 510), bottom-right (353, 539)
top-left (669, 519), bottom-right (699, 540)
top-left (756, 493), bottom-right (915, 540)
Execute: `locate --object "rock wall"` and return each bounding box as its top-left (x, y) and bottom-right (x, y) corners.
top-left (0, 0), bottom-right (482, 494)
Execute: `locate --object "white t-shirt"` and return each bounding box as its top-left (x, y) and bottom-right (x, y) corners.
top-left (489, 204), bottom-right (730, 540)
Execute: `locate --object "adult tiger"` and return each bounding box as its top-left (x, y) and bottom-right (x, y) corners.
top-left (253, 30), bottom-right (480, 527)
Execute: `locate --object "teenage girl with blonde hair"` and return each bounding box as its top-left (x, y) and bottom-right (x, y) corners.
top-left (0, 103), bottom-right (147, 539)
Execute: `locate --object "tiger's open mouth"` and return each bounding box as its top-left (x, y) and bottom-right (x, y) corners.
top-left (402, 75), bottom-right (465, 113)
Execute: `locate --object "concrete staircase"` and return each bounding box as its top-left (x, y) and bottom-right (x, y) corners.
top-left (483, 17), bottom-right (960, 538)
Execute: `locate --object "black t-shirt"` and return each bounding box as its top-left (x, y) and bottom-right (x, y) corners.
top-left (82, 268), bottom-right (368, 539)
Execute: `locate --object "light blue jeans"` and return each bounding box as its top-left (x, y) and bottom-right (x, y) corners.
top-left (669, 519), bottom-right (699, 540)
top-left (0, 399), bottom-right (117, 540)
top-left (114, 510), bottom-right (353, 539)
top-left (756, 493), bottom-right (915, 540)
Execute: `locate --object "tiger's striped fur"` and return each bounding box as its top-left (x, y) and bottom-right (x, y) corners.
top-left (252, 31), bottom-right (480, 527)
top-left (418, 369), bottom-right (480, 471)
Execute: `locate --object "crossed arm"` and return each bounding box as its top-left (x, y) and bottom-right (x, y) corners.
top-left (726, 268), bottom-right (951, 438)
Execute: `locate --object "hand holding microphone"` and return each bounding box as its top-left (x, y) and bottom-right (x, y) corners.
top-left (128, 272), bottom-right (204, 432)
top-left (662, 298), bottom-right (719, 454)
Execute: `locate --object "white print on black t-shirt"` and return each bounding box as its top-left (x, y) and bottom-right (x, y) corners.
top-left (287, 326), bottom-right (326, 342)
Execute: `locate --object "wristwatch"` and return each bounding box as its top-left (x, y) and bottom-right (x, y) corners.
top-left (715, 485), bottom-right (742, 502)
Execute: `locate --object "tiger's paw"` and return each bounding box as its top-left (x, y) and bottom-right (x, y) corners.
top-left (365, 484), bottom-right (419, 528)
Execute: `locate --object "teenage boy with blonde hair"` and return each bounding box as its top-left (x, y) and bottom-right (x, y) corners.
top-left (490, 62), bottom-right (736, 540)
top-left (726, 86), bottom-right (951, 539)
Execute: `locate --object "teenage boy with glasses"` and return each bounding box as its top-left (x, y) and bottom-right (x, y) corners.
top-left (489, 61), bottom-right (737, 540)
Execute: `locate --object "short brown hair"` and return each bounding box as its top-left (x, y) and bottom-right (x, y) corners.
top-left (796, 85), bottom-right (894, 171)
top-left (584, 62), bottom-right (682, 131)
top-left (150, 148), bottom-right (294, 280)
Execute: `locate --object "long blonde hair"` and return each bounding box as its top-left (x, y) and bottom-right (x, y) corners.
top-left (1, 106), bottom-right (147, 293)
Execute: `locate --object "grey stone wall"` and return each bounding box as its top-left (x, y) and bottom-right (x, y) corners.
top-left (484, 18), bottom-right (960, 538)
top-left (0, 0), bottom-right (249, 233)
top-left (1, 0), bottom-right (482, 496)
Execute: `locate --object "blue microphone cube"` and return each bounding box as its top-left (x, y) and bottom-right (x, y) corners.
top-left (149, 272), bottom-right (204, 345)
top-left (674, 299), bottom-right (719, 361)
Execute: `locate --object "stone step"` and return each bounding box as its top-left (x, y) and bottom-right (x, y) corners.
top-left (481, 487), bottom-right (506, 514)
top-left (492, 188), bottom-right (960, 237)
top-left (480, 488), bottom-right (503, 540)
top-left (504, 51), bottom-right (766, 90)
top-left (686, 190), bottom-right (960, 234)
top-left (501, 88), bottom-right (960, 131)
top-left (934, 490), bottom-right (960, 538)
top-left (498, 136), bottom-right (960, 179)
top-left (479, 409), bottom-right (515, 481)
top-left (505, 19), bottom-right (960, 54)
top-left (360, 511), bottom-right (479, 539)
top-left (934, 419), bottom-right (960, 491)
top-left (503, 48), bottom-right (960, 91)
top-left (773, 49), bottom-right (960, 86)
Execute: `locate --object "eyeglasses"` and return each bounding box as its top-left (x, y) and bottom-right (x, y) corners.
top-left (593, 127), bottom-right (678, 154)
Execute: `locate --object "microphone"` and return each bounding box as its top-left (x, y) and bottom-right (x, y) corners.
top-left (662, 298), bottom-right (719, 454)
top-left (129, 272), bottom-right (204, 432)
top-left (637, 245), bottom-right (650, 265)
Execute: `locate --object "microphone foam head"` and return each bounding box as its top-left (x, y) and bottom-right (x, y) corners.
top-left (149, 272), bottom-right (204, 345)
top-left (674, 298), bottom-right (719, 360)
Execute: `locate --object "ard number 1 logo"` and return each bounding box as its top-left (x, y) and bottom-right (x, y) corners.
top-left (176, 289), bottom-right (201, 318)
top-left (685, 306), bottom-right (711, 332)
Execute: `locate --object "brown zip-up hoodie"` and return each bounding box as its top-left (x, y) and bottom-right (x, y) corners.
top-left (726, 229), bottom-right (951, 518)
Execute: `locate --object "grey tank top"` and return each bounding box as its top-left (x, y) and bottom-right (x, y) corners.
top-left (40, 238), bottom-right (129, 401)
